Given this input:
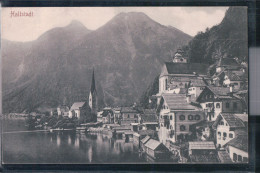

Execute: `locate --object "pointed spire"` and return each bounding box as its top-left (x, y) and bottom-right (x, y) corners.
top-left (90, 68), bottom-right (96, 93)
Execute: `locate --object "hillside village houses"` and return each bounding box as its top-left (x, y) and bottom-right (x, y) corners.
top-left (48, 48), bottom-right (247, 163)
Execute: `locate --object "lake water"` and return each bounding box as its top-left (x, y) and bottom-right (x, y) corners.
top-left (2, 118), bottom-right (147, 164)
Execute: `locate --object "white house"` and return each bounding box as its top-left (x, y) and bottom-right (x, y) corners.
top-left (212, 113), bottom-right (247, 148)
top-left (157, 93), bottom-right (205, 144)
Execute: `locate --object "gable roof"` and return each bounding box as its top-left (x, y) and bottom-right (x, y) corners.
top-left (234, 114), bottom-right (248, 122)
top-left (121, 107), bottom-right (138, 113)
top-left (212, 113), bottom-right (245, 129)
top-left (189, 141), bottom-right (216, 150)
top-left (162, 94), bottom-right (198, 110)
top-left (207, 86), bottom-right (230, 96)
top-left (141, 135), bottom-right (151, 144)
top-left (144, 139), bottom-right (161, 150)
top-left (217, 58), bottom-right (240, 67)
top-left (164, 62), bottom-right (208, 75)
top-left (70, 102), bottom-right (86, 110)
top-left (189, 78), bottom-right (207, 87)
top-left (225, 71), bottom-right (243, 81)
top-left (226, 134), bottom-right (248, 152)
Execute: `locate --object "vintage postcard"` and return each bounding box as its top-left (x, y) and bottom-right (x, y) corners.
top-left (1, 7), bottom-right (248, 164)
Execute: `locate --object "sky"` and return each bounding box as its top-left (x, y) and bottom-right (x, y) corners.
top-left (1, 7), bottom-right (228, 42)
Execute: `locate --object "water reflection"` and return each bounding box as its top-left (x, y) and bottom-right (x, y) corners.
top-left (2, 118), bottom-right (146, 164)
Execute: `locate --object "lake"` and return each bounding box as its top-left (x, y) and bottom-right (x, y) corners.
top-left (2, 118), bottom-right (147, 164)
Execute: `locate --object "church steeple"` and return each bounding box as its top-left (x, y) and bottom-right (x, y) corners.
top-left (90, 68), bottom-right (97, 94)
top-left (89, 68), bottom-right (98, 114)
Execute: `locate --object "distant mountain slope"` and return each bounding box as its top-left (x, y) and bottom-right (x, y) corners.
top-left (182, 7), bottom-right (247, 64)
top-left (2, 12), bottom-right (191, 113)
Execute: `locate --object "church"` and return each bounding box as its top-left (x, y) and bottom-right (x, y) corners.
top-left (68, 68), bottom-right (98, 123)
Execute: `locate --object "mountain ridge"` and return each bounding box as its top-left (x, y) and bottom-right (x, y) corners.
top-left (2, 12), bottom-right (192, 113)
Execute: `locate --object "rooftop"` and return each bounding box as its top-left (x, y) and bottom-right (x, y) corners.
top-left (226, 135), bottom-right (248, 152)
top-left (189, 141), bottom-right (216, 150)
top-left (217, 58), bottom-right (240, 67)
top-left (189, 78), bottom-right (207, 87)
top-left (141, 135), bottom-right (151, 144)
top-left (141, 114), bottom-right (157, 123)
top-left (162, 94), bottom-right (199, 110)
top-left (70, 102), bottom-right (86, 110)
top-left (212, 113), bottom-right (246, 129)
top-left (144, 139), bottom-right (161, 150)
top-left (121, 107), bottom-right (138, 113)
top-left (225, 71), bottom-right (243, 81)
top-left (207, 86), bottom-right (231, 97)
top-left (164, 62), bottom-right (208, 75)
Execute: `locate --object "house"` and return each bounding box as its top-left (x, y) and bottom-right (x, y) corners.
top-left (216, 57), bottom-right (240, 73)
top-left (57, 105), bottom-right (70, 117)
top-left (101, 107), bottom-right (114, 124)
top-left (196, 86), bottom-right (244, 121)
top-left (188, 78), bottom-right (207, 99)
top-left (140, 109), bottom-right (158, 131)
top-left (188, 141), bottom-right (218, 163)
top-left (140, 135), bottom-right (151, 151)
top-left (119, 107), bottom-right (139, 125)
top-left (97, 111), bottom-right (103, 123)
top-left (225, 134), bottom-right (248, 163)
top-left (144, 139), bottom-right (171, 161)
top-left (212, 113), bottom-right (247, 148)
top-left (112, 107), bottom-right (121, 124)
top-left (157, 93), bottom-right (205, 144)
top-left (223, 71), bottom-right (245, 90)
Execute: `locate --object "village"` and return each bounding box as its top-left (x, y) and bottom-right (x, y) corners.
top-left (7, 48), bottom-right (248, 163)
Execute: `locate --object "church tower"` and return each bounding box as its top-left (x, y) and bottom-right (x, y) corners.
top-left (89, 68), bottom-right (98, 115)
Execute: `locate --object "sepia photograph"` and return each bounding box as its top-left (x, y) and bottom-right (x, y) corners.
top-left (1, 6), bottom-right (248, 164)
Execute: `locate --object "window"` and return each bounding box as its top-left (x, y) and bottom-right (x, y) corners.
top-left (128, 114), bottom-right (130, 118)
top-left (233, 102), bottom-right (237, 109)
top-left (226, 102), bottom-right (230, 108)
top-left (216, 103), bottom-right (220, 108)
top-left (223, 132), bottom-right (227, 137)
top-left (229, 133), bottom-right (233, 138)
top-left (179, 115), bottom-right (185, 120)
top-left (238, 155), bottom-right (242, 162)
top-left (170, 115), bottom-right (173, 120)
top-left (243, 157), bottom-right (248, 162)
top-left (188, 115), bottom-right (193, 120)
top-left (193, 88), bottom-right (195, 90)
top-left (218, 132), bottom-right (221, 136)
top-left (165, 79), bottom-right (168, 90)
top-left (233, 153), bottom-right (237, 162)
top-left (180, 125), bottom-right (186, 131)
top-left (180, 58), bottom-right (183, 62)
top-left (200, 87), bottom-right (204, 90)
top-left (195, 115), bottom-right (200, 120)
top-left (219, 121), bottom-right (224, 125)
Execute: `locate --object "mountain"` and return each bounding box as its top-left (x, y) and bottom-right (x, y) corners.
top-left (182, 7), bottom-right (247, 64)
top-left (2, 12), bottom-right (191, 113)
